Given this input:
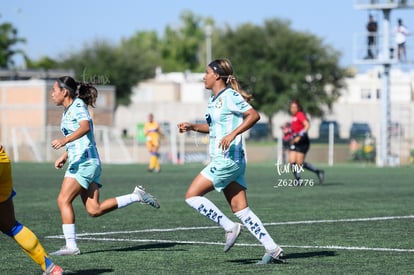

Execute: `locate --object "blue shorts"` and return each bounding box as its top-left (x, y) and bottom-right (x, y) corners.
top-left (65, 158), bottom-right (102, 189)
top-left (201, 156), bottom-right (247, 192)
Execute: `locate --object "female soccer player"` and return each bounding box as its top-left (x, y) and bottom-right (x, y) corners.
top-left (0, 145), bottom-right (63, 274)
top-left (288, 100), bottom-right (324, 185)
top-left (50, 76), bottom-right (160, 256)
top-left (177, 58), bottom-right (284, 264)
top-left (281, 122), bottom-right (293, 163)
top-left (144, 113), bottom-right (162, 173)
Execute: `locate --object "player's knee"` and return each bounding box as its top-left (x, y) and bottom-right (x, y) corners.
top-left (88, 212), bottom-right (100, 218)
top-left (86, 207), bottom-right (101, 217)
top-left (185, 188), bottom-right (202, 200)
top-left (230, 201), bottom-right (247, 213)
top-left (230, 205), bottom-right (241, 213)
top-left (56, 195), bottom-right (70, 209)
top-left (184, 193), bottom-right (194, 201)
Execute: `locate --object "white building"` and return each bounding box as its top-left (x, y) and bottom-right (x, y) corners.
top-left (115, 70), bottom-right (209, 138)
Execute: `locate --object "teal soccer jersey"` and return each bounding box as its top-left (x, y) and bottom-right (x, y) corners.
top-left (61, 97), bottom-right (100, 163)
top-left (205, 88), bottom-right (252, 160)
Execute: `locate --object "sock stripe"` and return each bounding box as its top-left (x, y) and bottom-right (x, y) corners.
top-left (4, 221), bottom-right (23, 237)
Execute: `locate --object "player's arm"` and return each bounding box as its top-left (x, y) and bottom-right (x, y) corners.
top-left (144, 124), bottom-right (150, 136)
top-left (219, 108), bottom-right (260, 150)
top-left (234, 108), bottom-right (260, 136)
top-left (55, 151), bottom-right (68, 169)
top-left (292, 118), bottom-right (310, 144)
top-left (157, 124), bottom-right (164, 137)
top-left (302, 119), bottom-right (310, 133)
top-left (51, 120), bottom-right (90, 150)
top-left (177, 122), bottom-right (209, 133)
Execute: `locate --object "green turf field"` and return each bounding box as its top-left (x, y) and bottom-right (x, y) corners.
top-left (1, 162), bottom-right (413, 274)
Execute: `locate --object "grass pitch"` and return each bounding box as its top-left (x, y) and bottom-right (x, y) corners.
top-left (1, 161), bottom-right (413, 274)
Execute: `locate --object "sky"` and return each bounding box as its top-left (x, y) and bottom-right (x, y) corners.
top-left (2, 0), bottom-right (414, 70)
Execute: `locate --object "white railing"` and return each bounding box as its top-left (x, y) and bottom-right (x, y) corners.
top-left (10, 126), bottom-right (133, 163)
top-left (353, 32), bottom-right (413, 64)
top-left (354, 0), bottom-right (414, 10)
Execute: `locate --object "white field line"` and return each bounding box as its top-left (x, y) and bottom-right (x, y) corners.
top-left (46, 215), bottom-right (414, 238)
top-left (264, 215), bottom-right (414, 226)
top-left (45, 215), bottom-right (414, 253)
top-left (47, 236), bottom-right (414, 253)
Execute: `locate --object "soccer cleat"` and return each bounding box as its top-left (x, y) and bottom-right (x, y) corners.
top-left (133, 185), bottom-right (160, 209)
top-left (317, 170), bottom-right (325, 184)
top-left (43, 263), bottom-right (64, 275)
top-left (223, 223), bottom-right (243, 252)
top-left (50, 246), bottom-right (80, 256)
top-left (257, 246), bottom-right (286, 264)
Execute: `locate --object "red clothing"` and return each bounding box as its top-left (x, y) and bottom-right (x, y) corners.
top-left (282, 125), bottom-right (293, 141)
top-left (291, 111), bottom-right (307, 134)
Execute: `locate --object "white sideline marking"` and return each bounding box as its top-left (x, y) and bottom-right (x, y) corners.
top-left (281, 245), bottom-right (414, 253)
top-left (48, 236), bottom-right (414, 253)
top-left (265, 215), bottom-right (414, 226)
top-left (45, 215), bottom-right (414, 253)
top-left (46, 214), bottom-right (414, 238)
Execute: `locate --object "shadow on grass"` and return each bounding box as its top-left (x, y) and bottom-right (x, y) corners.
top-left (64, 268), bottom-right (113, 274)
top-left (317, 182), bottom-right (345, 186)
top-left (283, 250), bottom-right (337, 259)
top-left (229, 250), bottom-right (337, 264)
top-left (83, 242), bottom-right (184, 254)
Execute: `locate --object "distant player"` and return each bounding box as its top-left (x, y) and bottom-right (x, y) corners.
top-left (288, 100), bottom-right (324, 185)
top-left (50, 76), bottom-right (160, 256)
top-left (144, 113), bottom-right (162, 173)
top-left (178, 58), bottom-right (285, 264)
top-left (0, 145), bottom-right (63, 275)
top-left (281, 122), bottom-right (293, 163)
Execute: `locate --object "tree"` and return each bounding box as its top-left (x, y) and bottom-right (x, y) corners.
top-left (59, 39), bottom-right (118, 90)
top-left (25, 56), bottom-right (58, 70)
top-left (32, 14), bottom-right (348, 117)
top-left (58, 33), bottom-right (162, 106)
top-left (0, 20), bottom-right (26, 68)
top-left (160, 11), bottom-right (206, 72)
top-left (213, 19), bottom-right (348, 139)
top-left (57, 11), bottom-right (206, 106)
top-left (113, 31), bottom-right (162, 105)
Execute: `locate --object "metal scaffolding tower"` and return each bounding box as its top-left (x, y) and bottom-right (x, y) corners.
top-left (353, 0), bottom-right (414, 166)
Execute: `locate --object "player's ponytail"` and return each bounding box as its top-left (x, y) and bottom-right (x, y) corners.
top-left (78, 82), bottom-right (98, 108)
top-left (208, 58), bottom-right (253, 102)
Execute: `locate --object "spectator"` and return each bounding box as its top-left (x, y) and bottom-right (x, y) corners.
top-left (365, 14), bottom-right (378, 59)
top-left (395, 18), bottom-right (408, 61)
